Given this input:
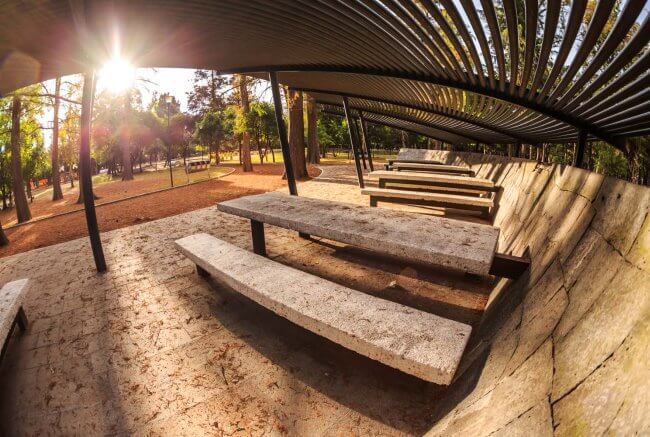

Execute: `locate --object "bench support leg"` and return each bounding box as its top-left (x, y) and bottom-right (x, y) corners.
top-left (1, 308), bottom-right (28, 364)
top-left (15, 307), bottom-right (28, 332)
top-left (370, 197), bottom-right (378, 207)
top-left (196, 265), bottom-right (210, 278)
top-left (298, 232), bottom-right (310, 240)
top-left (489, 253), bottom-right (530, 279)
top-left (251, 220), bottom-right (267, 256)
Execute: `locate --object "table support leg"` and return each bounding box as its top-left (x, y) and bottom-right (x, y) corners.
top-left (251, 220), bottom-right (267, 256)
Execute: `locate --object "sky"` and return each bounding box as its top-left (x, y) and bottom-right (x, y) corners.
top-left (133, 68), bottom-right (197, 112)
top-left (38, 67), bottom-right (272, 147)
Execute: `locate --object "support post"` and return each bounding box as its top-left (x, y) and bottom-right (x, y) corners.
top-left (79, 72), bottom-right (107, 273)
top-left (354, 119), bottom-right (367, 170)
top-left (574, 130), bottom-right (587, 168)
top-left (269, 72), bottom-right (297, 196)
top-left (342, 97), bottom-right (365, 188)
top-left (514, 141), bottom-right (521, 158)
top-left (359, 112), bottom-right (374, 171)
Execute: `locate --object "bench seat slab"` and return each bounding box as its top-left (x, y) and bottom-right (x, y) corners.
top-left (175, 234), bottom-right (472, 385)
top-left (361, 187), bottom-right (494, 208)
top-left (217, 192), bottom-right (498, 275)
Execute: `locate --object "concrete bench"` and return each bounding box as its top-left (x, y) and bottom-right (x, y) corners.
top-left (1, 279), bottom-right (29, 362)
top-left (385, 149), bottom-right (443, 169)
top-left (362, 187), bottom-right (494, 218)
top-left (218, 192), bottom-right (499, 275)
top-left (392, 162), bottom-right (475, 176)
top-left (175, 234), bottom-right (472, 385)
top-left (384, 159), bottom-right (443, 170)
top-left (369, 170), bottom-right (497, 194)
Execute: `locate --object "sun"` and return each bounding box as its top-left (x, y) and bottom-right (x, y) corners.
top-left (98, 57), bottom-right (136, 93)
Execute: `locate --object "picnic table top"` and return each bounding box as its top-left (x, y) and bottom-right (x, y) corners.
top-left (369, 170), bottom-right (495, 188)
top-left (218, 192), bottom-right (499, 275)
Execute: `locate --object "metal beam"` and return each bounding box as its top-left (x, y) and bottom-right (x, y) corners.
top-left (269, 72), bottom-right (298, 196)
top-left (359, 112), bottom-right (374, 171)
top-left (354, 119), bottom-right (368, 170)
top-left (300, 87), bottom-right (526, 143)
top-left (342, 97), bottom-right (365, 188)
top-left (321, 108), bottom-right (462, 146)
top-left (320, 101), bottom-right (483, 145)
top-left (574, 130), bottom-right (587, 168)
top-left (79, 71), bottom-right (107, 273)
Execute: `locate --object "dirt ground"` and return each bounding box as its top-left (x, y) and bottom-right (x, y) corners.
top-left (1, 164), bottom-right (319, 257)
top-left (0, 164), bottom-right (493, 435)
top-left (1, 166), bottom-right (233, 227)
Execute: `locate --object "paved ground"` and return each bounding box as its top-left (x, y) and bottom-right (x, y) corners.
top-left (0, 165), bottom-right (492, 436)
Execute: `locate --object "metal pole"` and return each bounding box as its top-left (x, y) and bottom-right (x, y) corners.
top-left (269, 72), bottom-right (298, 195)
top-left (574, 130), bottom-right (587, 168)
top-left (342, 97), bottom-right (365, 188)
top-left (167, 101), bottom-right (174, 187)
top-left (354, 119), bottom-right (367, 170)
top-left (79, 71), bottom-right (106, 273)
top-left (358, 112), bottom-right (374, 171)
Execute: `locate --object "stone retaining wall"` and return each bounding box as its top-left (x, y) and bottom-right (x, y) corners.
top-left (422, 151), bottom-right (649, 436)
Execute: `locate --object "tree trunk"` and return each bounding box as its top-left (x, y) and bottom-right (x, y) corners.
top-left (10, 96), bottom-right (31, 223)
top-left (287, 89), bottom-right (307, 178)
top-left (51, 77), bottom-right (64, 200)
top-left (121, 92), bottom-right (134, 181)
top-left (0, 220), bottom-right (8, 246)
top-left (238, 75), bottom-right (254, 172)
top-left (306, 94), bottom-right (320, 164)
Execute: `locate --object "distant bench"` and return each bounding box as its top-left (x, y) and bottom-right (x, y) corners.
top-left (369, 170), bottom-right (497, 194)
top-left (176, 233), bottom-right (472, 385)
top-left (385, 158), bottom-right (443, 170)
top-left (1, 279), bottom-right (29, 363)
top-left (384, 148), bottom-right (446, 170)
top-left (217, 192), bottom-right (528, 278)
top-left (362, 187), bottom-right (494, 218)
top-left (364, 170), bottom-right (499, 217)
top-left (391, 162), bottom-right (476, 176)
top-left (186, 160), bottom-right (210, 173)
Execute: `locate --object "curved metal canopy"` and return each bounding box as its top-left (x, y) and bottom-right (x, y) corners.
top-left (321, 103), bottom-right (478, 146)
top-left (0, 0), bottom-right (648, 149)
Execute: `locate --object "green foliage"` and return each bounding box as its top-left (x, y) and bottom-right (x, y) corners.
top-left (248, 101), bottom-right (278, 147)
top-left (317, 112), bottom-right (347, 147)
top-left (592, 142), bottom-right (629, 180)
top-left (0, 92), bottom-right (48, 195)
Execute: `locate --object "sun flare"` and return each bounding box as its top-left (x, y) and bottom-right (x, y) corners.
top-left (98, 57), bottom-right (136, 93)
